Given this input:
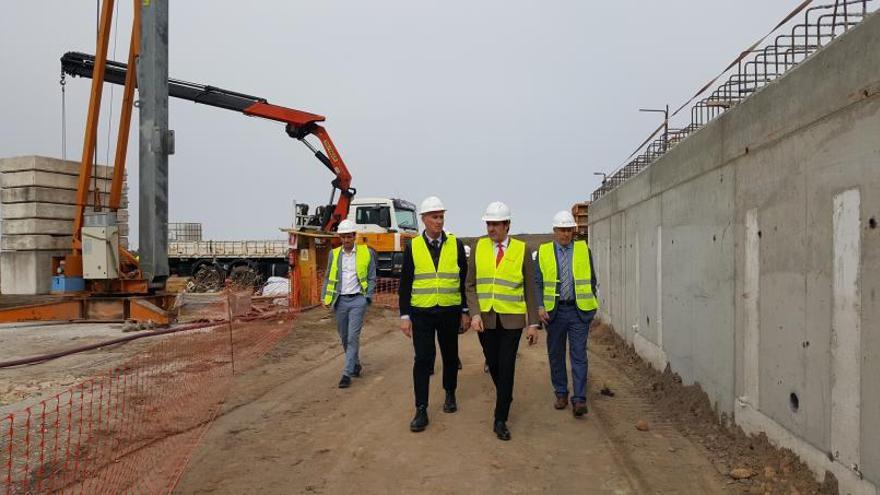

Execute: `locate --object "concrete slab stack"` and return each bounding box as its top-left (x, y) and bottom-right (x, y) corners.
top-left (0, 156), bottom-right (129, 294)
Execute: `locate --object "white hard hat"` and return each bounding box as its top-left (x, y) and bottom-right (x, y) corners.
top-left (481, 201), bottom-right (511, 222)
top-left (419, 196), bottom-right (446, 215)
top-left (552, 210), bottom-right (577, 228)
top-left (337, 219), bottom-right (358, 234)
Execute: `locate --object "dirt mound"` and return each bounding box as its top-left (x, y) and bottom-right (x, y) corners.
top-left (590, 319), bottom-right (837, 495)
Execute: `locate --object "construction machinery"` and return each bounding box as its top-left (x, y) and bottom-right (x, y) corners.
top-left (0, 0), bottom-right (409, 322)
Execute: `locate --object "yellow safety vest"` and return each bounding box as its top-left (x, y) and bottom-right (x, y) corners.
top-left (538, 240), bottom-right (598, 312)
top-left (411, 234), bottom-right (461, 307)
top-left (323, 245), bottom-right (371, 305)
top-left (475, 237), bottom-right (527, 314)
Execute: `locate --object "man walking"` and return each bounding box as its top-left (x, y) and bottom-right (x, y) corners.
top-left (321, 219), bottom-right (377, 389)
top-left (535, 211), bottom-right (599, 417)
top-left (399, 196), bottom-right (470, 432)
top-left (398, 196), bottom-right (470, 432)
top-left (467, 201), bottom-right (539, 441)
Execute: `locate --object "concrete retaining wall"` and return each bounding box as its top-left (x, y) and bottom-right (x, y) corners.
top-left (589, 13), bottom-right (880, 494)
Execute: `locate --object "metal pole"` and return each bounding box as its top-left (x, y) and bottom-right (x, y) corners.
top-left (138, 0), bottom-right (173, 288)
top-left (664, 104), bottom-right (669, 152)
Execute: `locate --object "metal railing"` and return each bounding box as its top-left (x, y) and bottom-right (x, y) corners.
top-left (592, 0), bottom-right (876, 201)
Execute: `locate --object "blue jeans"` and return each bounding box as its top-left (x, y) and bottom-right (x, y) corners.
top-left (334, 294), bottom-right (368, 377)
top-left (546, 305), bottom-right (592, 403)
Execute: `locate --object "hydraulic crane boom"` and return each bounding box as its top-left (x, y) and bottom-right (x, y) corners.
top-left (61, 51), bottom-right (356, 232)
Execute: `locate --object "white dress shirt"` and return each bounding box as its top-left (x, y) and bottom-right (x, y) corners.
top-left (339, 248), bottom-right (361, 295)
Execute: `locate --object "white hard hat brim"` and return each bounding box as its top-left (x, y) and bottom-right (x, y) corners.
top-left (482, 215), bottom-right (511, 222)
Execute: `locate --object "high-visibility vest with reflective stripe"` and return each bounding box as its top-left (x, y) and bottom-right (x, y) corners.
top-left (323, 245), bottom-right (371, 305)
top-left (537, 240), bottom-right (598, 312)
top-left (411, 234), bottom-right (462, 307)
top-left (475, 237), bottom-right (527, 314)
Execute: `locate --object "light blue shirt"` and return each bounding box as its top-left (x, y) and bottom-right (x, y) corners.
top-left (555, 241), bottom-right (575, 301)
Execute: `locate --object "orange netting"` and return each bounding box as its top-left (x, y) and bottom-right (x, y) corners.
top-left (2, 281), bottom-right (399, 494)
top-left (1, 312), bottom-right (297, 495)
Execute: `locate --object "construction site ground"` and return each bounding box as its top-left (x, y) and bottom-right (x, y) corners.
top-left (0, 320), bottom-right (157, 414)
top-left (172, 309), bottom-right (829, 495)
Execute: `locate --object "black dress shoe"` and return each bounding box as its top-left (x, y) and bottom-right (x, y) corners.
top-left (410, 406), bottom-right (429, 432)
top-left (352, 363), bottom-right (362, 377)
top-left (443, 390), bottom-right (457, 413)
top-left (493, 420), bottom-right (511, 441)
top-left (456, 358), bottom-right (463, 370)
top-left (338, 375), bottom-right (352, 388)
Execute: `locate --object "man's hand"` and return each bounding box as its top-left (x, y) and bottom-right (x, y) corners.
top-left (470, 315), bottom-right (484, 333)
top-left (459, 314), bottom-right (471, 334)
top-left (538, 308), bottom-right (550, 325)
top-left (400, 318), bottom-right (413, 338)
top-left (526, 325), bottom-right (539, 346)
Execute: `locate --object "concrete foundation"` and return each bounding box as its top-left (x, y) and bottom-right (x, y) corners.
top-left (1, 219), bottom-right (129, 237)
top-left (589, 13), bottom-right (880, 494)
top-left (0, 235), bottom-right (72, 251)
top-left (1, 203), bottom-right (130, 221)
top-left (0, 187), bottom-right (125, 205)
top-left (0, 250), bottom-right (65, 295)
top-left (0, 156), bottom-right (130, 294)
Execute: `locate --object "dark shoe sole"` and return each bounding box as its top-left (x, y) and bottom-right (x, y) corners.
top-left (495, 431), bottom-right (511, 441)
top-left (338, 382), bottom-right (351, 389)
top-left (443, 404), bottom-right (457, 413)
top-left (410, 423), bottom-right (427, 432)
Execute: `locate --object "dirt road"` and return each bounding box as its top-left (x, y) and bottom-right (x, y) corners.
top-left (175, 308), bottom-right (730, 494)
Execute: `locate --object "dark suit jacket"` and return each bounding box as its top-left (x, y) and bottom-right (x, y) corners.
top-left (465, 236), bottom-right (539, 330)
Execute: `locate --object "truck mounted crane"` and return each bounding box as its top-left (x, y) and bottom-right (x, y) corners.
top-left (61, 51), bottom-right (356, 234)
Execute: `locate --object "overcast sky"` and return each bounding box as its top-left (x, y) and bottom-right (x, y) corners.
top-left (0, 1), bottom-right (800, 244)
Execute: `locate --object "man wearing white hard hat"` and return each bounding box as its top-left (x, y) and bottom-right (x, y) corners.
top-left (399, 196), bottom-right (470, 433)
top-left (321, 219), bottom-right (377, 389)
top-left (466, 201), bottom-right (540, 441)
top-left (535, 210), bottom-right (599, 417)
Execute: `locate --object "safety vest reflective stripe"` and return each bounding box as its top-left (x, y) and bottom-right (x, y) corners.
top-left (410, 234), bottom-right (462, 307)
top-left (323, 244), bottom-right (371, 305)
top-left (412, 287), bottom-right (460, 294)
top-left (413, 272), bottom-right (459, 280)
top-left (474, 237), bottom-right (527, 315)
top-left (474, 278), bottom-right (522, 289)
top-left (476, 292), bottom-right (524, 302)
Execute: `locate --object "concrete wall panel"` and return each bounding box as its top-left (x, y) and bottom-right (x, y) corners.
top-left (590, 12), bottom-right (880, 492)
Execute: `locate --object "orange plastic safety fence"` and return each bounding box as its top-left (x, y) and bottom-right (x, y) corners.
top-left (1, 314), bottom-right (297, 495)
top-left (372, 277), bottom-right (400, 309)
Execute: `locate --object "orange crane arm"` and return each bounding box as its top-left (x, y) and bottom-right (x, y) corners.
top-left (61, 51), bottom-right (356, 232)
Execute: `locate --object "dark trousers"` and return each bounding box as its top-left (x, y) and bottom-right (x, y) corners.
top-left (412, 310), bottom-right (460, 407)
top-left (478, 322), bottom-right (522, 422)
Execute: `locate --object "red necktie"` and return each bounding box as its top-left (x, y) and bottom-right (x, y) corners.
top-left (496, 243), bottom-right (504, 267)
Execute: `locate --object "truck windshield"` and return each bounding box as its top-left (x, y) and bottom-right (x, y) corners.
top-left (395, 209), bottom-right (418, 231)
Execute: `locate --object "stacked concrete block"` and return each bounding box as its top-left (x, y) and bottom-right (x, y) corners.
top-left (0, 156), bottom-right (129, 294)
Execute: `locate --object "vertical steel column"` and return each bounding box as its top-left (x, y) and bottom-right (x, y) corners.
top-left (138, 0), bottom-right (172, 288)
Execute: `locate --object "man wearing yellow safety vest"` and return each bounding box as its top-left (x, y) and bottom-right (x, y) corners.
top-left (535, 211), bottom-right (599, 417)
top-left (399, 196), bottom-right (470, 433)
top-left (321, 219), bottom-right (377, 389)
top-left (467, 201), bottom-right (540, 441)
